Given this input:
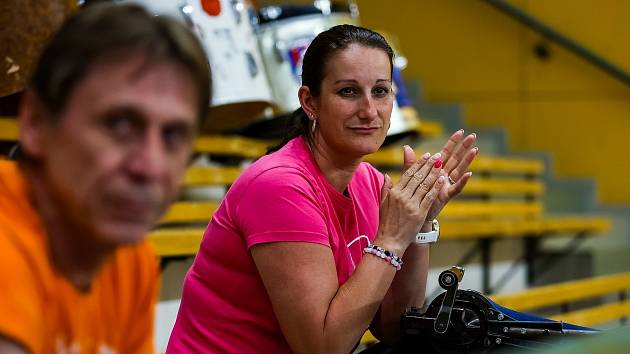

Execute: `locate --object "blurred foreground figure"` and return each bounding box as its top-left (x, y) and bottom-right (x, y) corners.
top-left (0, 3), bottom-right (210, 353)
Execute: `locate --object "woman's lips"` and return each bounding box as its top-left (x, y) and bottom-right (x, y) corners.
top-left (349, 127), bottom-right (380, 134)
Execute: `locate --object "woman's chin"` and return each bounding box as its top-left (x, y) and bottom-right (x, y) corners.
top-left (355, 142), bottom-right (384, 158)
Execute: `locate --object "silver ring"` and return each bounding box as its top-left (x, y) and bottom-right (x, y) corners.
top-left (448, 176), bottom-right (456, 184)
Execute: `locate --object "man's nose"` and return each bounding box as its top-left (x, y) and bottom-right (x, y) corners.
top-left (125, 129), bottom-right (167, 181)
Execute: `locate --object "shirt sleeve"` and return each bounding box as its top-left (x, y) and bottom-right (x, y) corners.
top-left (235, 167), bottom-right (330, 249)
top-left (0, 224), bottom-right (45, 353)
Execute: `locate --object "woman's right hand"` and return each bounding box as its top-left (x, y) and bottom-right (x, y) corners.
top-left (374, 151), bottom-right (445, 255)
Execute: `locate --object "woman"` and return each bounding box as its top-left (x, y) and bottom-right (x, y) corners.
top-left (167, 24), bottom-right (478, 353)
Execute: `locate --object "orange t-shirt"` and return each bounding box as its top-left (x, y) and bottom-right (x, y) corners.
top-left (0, 160), bottom-right (158, 354)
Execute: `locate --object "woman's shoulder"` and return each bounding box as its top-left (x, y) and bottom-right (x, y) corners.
top-left (242, 138), bottom-right (314, 182)
top-left (244, 163), bottom-right (312, 188)
top-left (221, 159), bottom-right (321, 225)
top-left (233, 155), bottom-right (316, 197)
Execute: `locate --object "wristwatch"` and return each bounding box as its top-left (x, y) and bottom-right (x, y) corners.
top-left (415, 219), bottom-right (440, 244)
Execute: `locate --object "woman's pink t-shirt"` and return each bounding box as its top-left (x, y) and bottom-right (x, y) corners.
top-left (167, 137), bottom-right (384, 353)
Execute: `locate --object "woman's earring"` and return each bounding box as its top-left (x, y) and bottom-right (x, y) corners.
top-left (311, 116), bottom-right (317, 133)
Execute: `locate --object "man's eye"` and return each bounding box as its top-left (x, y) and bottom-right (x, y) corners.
top-left (163, 126), bottom-right (192, 151)
top-left (105, 115), bottom-right (134, 138)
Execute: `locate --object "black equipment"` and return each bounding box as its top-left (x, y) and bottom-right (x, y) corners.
top-left (399, 266), bottom-right (597, 353)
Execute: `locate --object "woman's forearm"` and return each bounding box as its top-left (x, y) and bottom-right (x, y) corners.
top-left (254, 241), bottom-right (406, 354)
top-left (371, 242), bottom-right (430, 343)
top-left (318, 255), bottom-right (400, 353)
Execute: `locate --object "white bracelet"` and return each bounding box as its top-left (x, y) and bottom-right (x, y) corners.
top-left (363, 243), bottom-right (403, 270)
top-left (415, 219), bottom-right (440, 244)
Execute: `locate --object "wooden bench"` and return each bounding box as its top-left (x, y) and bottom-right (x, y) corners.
top-left (150, 141), bottom-right (553, 259)
top-left (0, 117), bottom-right (19, 141)
top-left (2, 116), bottom-right (616, 348)
top-left (364, 142), bottom-right (610, 296)
top-left (175, 128), bottom-right (612, 348)
top-left (491, 272), bottom-right (630, 327)
top-left (160, 136), bottom-right (609, 282)
top-left (0, 117), bottom-right (611, 283)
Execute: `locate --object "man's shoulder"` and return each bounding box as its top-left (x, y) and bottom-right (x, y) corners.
top-left (0, 173), bottom-right (49, 279)
top-left (0, 207), bottom-right (48, 278)
top-left (0, 161), bottom-right (42, 246)
top-left (0, 210), bottom-right (49, 354)
top-left (109, 240), bottom-right (158, 275)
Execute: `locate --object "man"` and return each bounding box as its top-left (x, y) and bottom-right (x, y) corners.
top-left (0, 3), bottom-right (211, 353)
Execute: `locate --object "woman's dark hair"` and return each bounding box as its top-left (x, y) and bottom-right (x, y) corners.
top-left (267, 24), bottom-right (394, 153)
top-left (29, 3), bottom-right (212, 126)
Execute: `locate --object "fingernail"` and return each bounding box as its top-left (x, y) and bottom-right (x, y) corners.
top-left (472, 133), bottom-right (477, 139)
top-left (433, 152), bottom-right (442, 159)
top-left (421, 152), bottom-right (431, 160)
top-left (433, 159), bottom-right (443, 168)
top-left (403, 145), bottom-right (411, 151)
top-left (473, 147), bottom-right (479, 153)
top-left (438, 175), bottom-right (445, 183)
top-left (458, 129), bottom-right (464, 134)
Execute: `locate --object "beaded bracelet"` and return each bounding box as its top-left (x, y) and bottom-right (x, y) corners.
top-left (363, 243), bottom-right (403, 270)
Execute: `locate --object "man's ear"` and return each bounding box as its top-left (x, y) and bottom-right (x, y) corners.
top-left (19, 90), bottom-right (50, 159)
top-left (297, 85), bottom-right (317, 121)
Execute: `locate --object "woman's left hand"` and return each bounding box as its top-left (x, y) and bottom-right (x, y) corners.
top-left (403, 129), bottom-right (478, 226)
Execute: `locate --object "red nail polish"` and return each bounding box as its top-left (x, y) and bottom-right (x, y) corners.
top-left (433, 159), bottom-right (443, 168)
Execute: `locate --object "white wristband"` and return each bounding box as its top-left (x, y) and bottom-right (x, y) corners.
top-left (415, 219), bottom-right (440, 243)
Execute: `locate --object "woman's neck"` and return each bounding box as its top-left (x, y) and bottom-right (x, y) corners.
top-left (309, 136), bottom-right (362, 194)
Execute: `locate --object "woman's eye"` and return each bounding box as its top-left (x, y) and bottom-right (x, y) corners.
top-left (338, 87), bottom-right (356, 96)
top-left (373, 86), bottom-right (391, 97)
